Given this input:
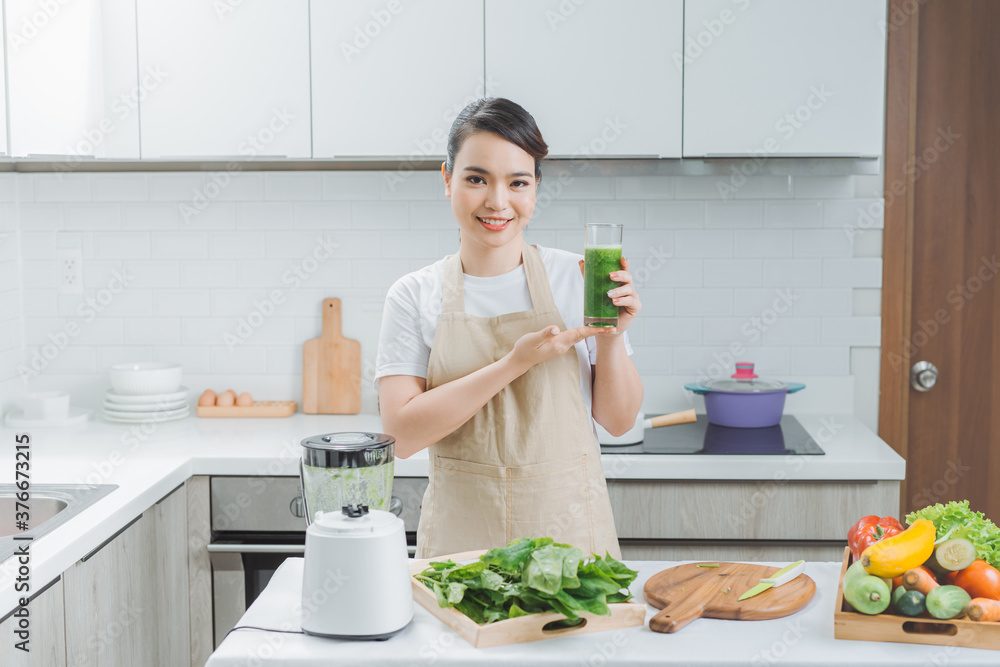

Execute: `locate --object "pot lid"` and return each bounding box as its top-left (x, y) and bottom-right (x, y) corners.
top-left (309, 505), bottom-right (401, 536)
top-left (702, 362), bottom-right (788, 393)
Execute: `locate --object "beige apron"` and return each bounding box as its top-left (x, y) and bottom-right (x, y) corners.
top-left (415, 242), bottom-right (621, 559)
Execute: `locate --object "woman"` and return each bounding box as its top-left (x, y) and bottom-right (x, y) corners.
top-left (376, 98), bottom-right (643, 559)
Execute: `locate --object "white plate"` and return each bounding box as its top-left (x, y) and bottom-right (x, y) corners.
top-left (101, 399), bottom-right (188, 413)
top-left (102, 412), bottom-right (189, 424)
top-left (5, 407), bottom-right (92, 428)
top-left (102, 406), bottom-right (190, 421)
top-left (105, 386), bottom-right (189, 405)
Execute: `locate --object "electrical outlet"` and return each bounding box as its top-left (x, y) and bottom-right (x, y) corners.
top-left (57, 249), bottom-right (84, 294)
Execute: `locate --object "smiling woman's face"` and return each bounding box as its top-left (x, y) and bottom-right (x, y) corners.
top-left (444, 131), bottom-right (538, 252)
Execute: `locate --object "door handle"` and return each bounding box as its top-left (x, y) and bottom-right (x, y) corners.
top-left (910, 361), bottom-right (938, 392)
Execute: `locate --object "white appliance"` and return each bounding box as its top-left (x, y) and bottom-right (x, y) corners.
top-left (300, 505), bottom-right (413, 639)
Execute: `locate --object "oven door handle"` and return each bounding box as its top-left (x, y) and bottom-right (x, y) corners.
top-left (207, 543), bottom-right (417, 557)
top-left (207, 544), bottom-right (305, 554)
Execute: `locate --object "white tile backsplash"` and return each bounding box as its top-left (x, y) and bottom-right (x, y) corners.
top-left (705, 201), bottom-right (762, 228)
top-left (2, 171), bottom-right (883, 425)
top-left (764, 200), bottom-right (823, 228)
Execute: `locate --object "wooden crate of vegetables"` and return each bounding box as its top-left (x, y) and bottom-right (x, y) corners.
top-left (410, 537), bottom-right (646, 648)
top-left (835, 501), bottom-right (1000, 650)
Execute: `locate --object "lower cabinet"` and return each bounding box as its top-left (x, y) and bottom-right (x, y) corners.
top-left (62, 484), bottom-right (190, 666)
top-left (608, 479), bottom-right (900, 562)
top-left (0, 576), bottom-right (66, 666)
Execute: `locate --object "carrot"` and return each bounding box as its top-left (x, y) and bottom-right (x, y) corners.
top-left (892, 575), bottom-right (904, 591)
top-left (967, 597), bottom-right (1000, 622)
top-left (902, 566), bottom-right (940, 595)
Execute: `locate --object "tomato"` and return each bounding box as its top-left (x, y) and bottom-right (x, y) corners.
top-left (848, 515), bottom-right (906, 561)
top-left (952, 560), bottom-right (1000, 600)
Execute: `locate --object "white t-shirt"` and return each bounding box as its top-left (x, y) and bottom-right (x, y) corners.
top-left (374, 245), bottom-right (633, 431)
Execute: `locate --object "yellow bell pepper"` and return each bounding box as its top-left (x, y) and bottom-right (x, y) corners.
top-left (860, 519), bottom-right (936, 578)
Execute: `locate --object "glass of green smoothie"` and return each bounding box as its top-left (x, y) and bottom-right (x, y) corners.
top-left (584, 223), bottom-right (623, 328)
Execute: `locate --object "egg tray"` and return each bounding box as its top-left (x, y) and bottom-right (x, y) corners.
top-left (196, 401), bottom-right (297, 418)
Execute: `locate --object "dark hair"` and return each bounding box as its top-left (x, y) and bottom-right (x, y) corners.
top-left (444, 98), bottom-right (548, 180)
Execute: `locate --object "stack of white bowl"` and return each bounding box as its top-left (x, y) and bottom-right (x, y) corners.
top-left (103, 362), bottom-right (189, 423)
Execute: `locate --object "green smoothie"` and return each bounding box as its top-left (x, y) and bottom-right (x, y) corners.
top-left (584, 244), bottom-right (622, 327)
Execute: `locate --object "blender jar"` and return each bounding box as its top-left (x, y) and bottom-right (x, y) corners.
top-left (299, 432), bottom-right (399, 524)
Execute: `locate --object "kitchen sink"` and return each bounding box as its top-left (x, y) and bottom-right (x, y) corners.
top-left (0, 484), bottom-right (117, 563)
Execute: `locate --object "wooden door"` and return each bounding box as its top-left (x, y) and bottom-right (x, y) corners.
top-left (880, 0), bottom-right (1000, 517)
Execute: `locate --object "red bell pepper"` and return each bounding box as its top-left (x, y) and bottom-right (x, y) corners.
top-left (848, 515), bottom-right (905, 561)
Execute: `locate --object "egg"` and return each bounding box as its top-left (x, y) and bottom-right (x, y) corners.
top-left (216, 392), bottom-right (236, 407)
top-left (198, 389), bottom-right (217, 407)
top-left (236, 392), bottom-right (253, 407)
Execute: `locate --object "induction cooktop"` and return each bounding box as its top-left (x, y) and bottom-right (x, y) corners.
top-left (599, 415), bottom-right (824, 456)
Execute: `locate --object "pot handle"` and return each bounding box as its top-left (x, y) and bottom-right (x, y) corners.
top-left (786, 383), bottom-right (806, 393)
top-left (683, 383), bottom-right (710, 394)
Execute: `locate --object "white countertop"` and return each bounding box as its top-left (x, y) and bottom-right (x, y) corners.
top-left (206, 557), bottom-right (998, 666)
top-left (0, 412), bottom-right (903, 616)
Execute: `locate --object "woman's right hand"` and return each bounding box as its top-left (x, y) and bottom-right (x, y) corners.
top-left (507, 324), bottom-right (610, 375)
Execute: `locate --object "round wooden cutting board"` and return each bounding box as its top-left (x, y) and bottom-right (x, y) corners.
top-left (643, 562), bottom-right (816, 633)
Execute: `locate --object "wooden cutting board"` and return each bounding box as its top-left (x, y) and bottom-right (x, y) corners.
top-left (644, 562), bottom-right (816, 634)
top-left (302, 298), bottom-right (361, 414)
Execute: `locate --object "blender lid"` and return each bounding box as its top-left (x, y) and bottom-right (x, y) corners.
top-left (301, 431), bottom-right (395, 468)
top-left (702, 362), bottom-right (788, 393)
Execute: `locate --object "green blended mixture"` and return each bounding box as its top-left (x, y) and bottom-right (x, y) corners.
top-left (584, 245), bottom-right (622, 325)
top-left (301, 462), bottom-right (393, 517)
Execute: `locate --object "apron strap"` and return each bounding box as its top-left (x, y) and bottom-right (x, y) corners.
top-left (520, 242), bottom-right (559, 314)
top-left (440, 252), bottom-right (466, 314)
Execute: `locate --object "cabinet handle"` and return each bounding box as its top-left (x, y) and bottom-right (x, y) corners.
top-left (81, 514), bottom-right (142, 562)
top-left (206, 544), bottom-right (304, 554)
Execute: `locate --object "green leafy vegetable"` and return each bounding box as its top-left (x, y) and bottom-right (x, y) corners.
top-left (906, 500), bottom-right (1000, 569)
top-left (415, 537), bottom-right (638, 625)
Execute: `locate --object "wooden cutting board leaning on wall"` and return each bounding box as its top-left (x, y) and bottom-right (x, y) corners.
top-left (303, 298), bottom-right (361, 414)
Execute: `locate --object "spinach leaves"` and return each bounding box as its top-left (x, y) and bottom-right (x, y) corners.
top-left (414, 537), bottom-right (638, 624)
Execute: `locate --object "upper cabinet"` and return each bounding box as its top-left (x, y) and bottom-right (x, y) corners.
top-left (5, 0), bottom-right (140, 158)
top-left (682, 0), bottom-right (887, 157)
top-left (136, 0), bottom-right (311, 158)
top-left (311, 0), bottom-right (484, 158)
top-left (485, 0), bottom-right (683, 159)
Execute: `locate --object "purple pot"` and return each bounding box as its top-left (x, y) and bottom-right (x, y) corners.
top-left (684, 364), bottom-right (806, 428)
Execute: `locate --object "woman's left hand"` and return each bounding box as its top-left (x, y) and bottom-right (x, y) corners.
top-left (578, 257), bottom-right (642, 334)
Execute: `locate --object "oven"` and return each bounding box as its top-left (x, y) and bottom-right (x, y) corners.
top-left (207, 475), bottom-right (427, 647)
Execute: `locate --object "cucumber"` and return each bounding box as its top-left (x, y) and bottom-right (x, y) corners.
top-left (891, 587), bottom-right (926, 617)
top-left (925, 585), bottom-right (971, 620)
top-left (844, 561), bottom-right (891, 615)
top-left (934, 538), bottom-right (977, 572)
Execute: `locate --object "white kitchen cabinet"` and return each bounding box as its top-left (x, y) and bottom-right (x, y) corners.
top-left (485, 0), bottom-right (683, 158)
top-left (5, 0), bottom-right (140, 158)
top-left (63, 485), bottom-right (189, 666)
top-left (0, 577), bottom-right (66, 666)
top-left (683, 0), bottom-right (886, 157)
top-left (136, 0), bottom-right (311, 158)
top-left (311, 0), bottom-right (485, 158)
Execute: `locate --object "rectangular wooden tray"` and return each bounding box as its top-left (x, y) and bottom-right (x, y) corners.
top-left (410, 549), bottom-right (646, 648)
top-left (196, 401), bottom-right (297, 418)
top-left (834, 545), bottom-right (1000, 650)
